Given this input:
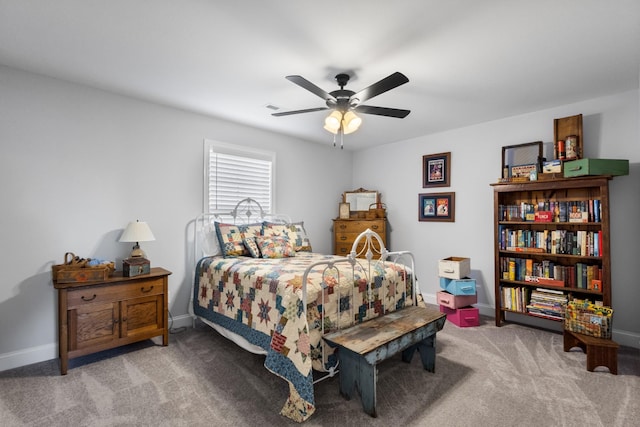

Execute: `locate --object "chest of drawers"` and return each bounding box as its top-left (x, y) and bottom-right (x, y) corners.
top-left (333, 218), bottom-right (387, 256)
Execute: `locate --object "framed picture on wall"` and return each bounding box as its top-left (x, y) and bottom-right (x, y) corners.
top-left (419, 192), bottom-right (455, 222)
top-left (422, 152), bottom-right (451, 187)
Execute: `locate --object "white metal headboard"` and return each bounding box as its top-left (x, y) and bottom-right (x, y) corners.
top-left (194, 197), bottom-right (291, 261)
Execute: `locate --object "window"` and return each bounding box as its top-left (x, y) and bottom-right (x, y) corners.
top-left (204, 140), bottom-right (275, 213)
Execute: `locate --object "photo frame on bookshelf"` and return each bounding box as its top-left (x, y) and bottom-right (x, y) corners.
top-left (422, 152), bottom-right (451, 188)
top-left (501, 141), bottom-right (542, 178)
top-left (419, 192), bottom-right (455, 222)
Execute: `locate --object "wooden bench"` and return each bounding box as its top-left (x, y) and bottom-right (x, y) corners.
top-left (563, 329), bottom-right (619, 375)
top-left (323, 305), bottom-right (446, 417)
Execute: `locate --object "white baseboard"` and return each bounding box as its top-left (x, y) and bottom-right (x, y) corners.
top-left (422, 292), bottom-right (640, 349)
top-left (0, 313), bottom-right (196, 373)
top-left (169, 312), bottom-right (195, 330)
top-left (1, 303), bottom-right (638, 373)
top-left (0, 342), bottom-right (57, 373)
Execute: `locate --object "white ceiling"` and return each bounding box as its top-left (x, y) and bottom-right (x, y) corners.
top-left (1, 0), bottom-right (638, 151)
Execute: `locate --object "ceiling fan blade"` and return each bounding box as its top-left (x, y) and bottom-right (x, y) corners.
top-left (271, 106), bottom-right (330, 117)
top-left (285, 75), bottom-right (337, 102)
top-left (355, 105), bottom-right (411, 118)
top-left (351, 72), bottom-right (409, 104)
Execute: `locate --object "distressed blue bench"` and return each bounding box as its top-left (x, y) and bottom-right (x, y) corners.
top-left (323, 304), bottom-right (446, 417)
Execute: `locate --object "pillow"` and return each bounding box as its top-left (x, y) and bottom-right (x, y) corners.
top-left (285, 222), bottom-right (313, 252)
top-left (200, 223), bottom-right (221, 256)
top-left (263, 221), bottom-right (313, 252)
top-left (215, 222), bottom-right (264, 257)
top-left (261, 222), bottom-right (289, 237)
top-left (243, 237), bottom-right (261, 258)
top-left (256, 236), bottom-right (296, 259)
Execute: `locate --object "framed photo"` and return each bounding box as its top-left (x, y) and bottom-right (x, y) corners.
top-left (422, 152), bottom-right (451, 188)
top-left (338, 202), bottom-right (351, 219)
top-left (419, 192), bottom-right (455, 222)
top-left (510, 163), bottom-right (537, 178)
top-left (501, 141), bottom-right (542, 178)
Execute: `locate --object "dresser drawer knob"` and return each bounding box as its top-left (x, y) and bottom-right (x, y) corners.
top-left (340, 236), bottom-right (347, 241)
top-left (141, 286), bottom-right (154, 293)
top-left (81, 294), bottom-right (97, 302)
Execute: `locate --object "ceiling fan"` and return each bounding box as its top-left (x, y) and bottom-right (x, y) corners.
top-left (272, 72), bottom-right (410, 147)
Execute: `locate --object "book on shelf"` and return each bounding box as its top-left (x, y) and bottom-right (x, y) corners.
top-left (498, 199), bottom-right (602, 223)
top-left (506, 247), bottom-right (546, 253)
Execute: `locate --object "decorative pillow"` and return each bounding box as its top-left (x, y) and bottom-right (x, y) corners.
top-left (285, 222), bottom-right (313, 252)
top-left (200, 223), bottom-right (221, 257)
top-left (261, 222), bottom-right (289, 237)
top-left (243, 237), bottom-right (261, 258)
top-left (263, 221), bottom-right (312, 252)
top-left (215, 222), bottom-right (264, 257)
top-left (256, 236), bottom-right (296, 259)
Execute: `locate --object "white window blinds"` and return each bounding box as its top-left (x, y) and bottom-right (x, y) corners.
top-left (204, 140), bottom-right (274, 214)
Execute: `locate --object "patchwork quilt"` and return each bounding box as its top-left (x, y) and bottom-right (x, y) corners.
top-left (193, 252), bottom-right (414, 422)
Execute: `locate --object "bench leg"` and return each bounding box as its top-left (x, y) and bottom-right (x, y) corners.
top-left (401, 334), bottom-right (437, 372)
top-left (563, 330), bottom-right (586, 353)
top-left (586, 344), bottom-right (618, 375)
top-left (337, 349), bottom-right (378, 417)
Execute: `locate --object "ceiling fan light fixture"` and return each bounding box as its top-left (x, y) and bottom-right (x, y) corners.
top-left (342, 111), bottom-right (362, 134)
top-left (324, 110), bottom-right (342, 134)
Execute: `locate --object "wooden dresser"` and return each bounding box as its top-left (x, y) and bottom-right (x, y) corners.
top-left (53, 267), bottom-right (171, 374)
top-left (333, 218), bottom-right (387, 256)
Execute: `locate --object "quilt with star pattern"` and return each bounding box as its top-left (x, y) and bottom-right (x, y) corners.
top-left (193, 251), bottom-right (414, 422)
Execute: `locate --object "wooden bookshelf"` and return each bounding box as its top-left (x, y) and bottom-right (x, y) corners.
top-left (491, 176), bottom-right (612, 326)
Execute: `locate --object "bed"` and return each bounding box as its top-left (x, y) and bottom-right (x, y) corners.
top-left (189, 198), bottom-right (421, 422)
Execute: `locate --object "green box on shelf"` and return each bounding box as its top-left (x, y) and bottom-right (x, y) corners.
top-left (563, 158), bottom-right (629, 178)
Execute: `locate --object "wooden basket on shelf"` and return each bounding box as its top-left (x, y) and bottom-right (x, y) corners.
top-left (52, 252), bottom-right (115, 283)
top-left (368, 203), bottom-right (386, 219)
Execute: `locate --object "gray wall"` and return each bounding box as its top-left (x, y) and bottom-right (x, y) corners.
top-left (1, 65), bottom-right (638, 372)
top-left (0, 65), bottom-right (352, 370)
top-left (353, 89), bottom-right (639, 347)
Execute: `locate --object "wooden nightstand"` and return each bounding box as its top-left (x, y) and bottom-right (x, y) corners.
top-left (53, 267), bottom-right (171, 374)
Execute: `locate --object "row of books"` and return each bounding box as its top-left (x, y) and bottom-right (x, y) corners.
top-left (498, 227), bottom-right (603, 257)
top-left (500, 257), bottom-right (603, 290)
top-left (501, 287), bottom-right (568, 320)
top-left (499, 199), bottom-right (602, 223)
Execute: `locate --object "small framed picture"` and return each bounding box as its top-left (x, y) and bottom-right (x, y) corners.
top-left (510, 163), bottom-right (537, 179)
top-left (422, 152), bottom-right (451, 188)
top-left (419, 192), bottom-right (455, 222)
top-left (339, 202), bottom-right (351, 219)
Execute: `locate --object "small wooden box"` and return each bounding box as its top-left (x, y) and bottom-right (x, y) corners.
top-left (440, 305), bottom-right (480, 327)
top-left (553, 114), bottom-right (583, 160)
top-left (54, 266), bottom-right (111, 283)
top-left (438, 256), bottom-right (471, 279)
top-left (563, 158), bottom-right (629, 178)
top-left (436, 291), bottom-right (477, 309)
top-left (439, 277), bottom-right (477, 296)
top-left (123, 258), bottom-right (151, 277)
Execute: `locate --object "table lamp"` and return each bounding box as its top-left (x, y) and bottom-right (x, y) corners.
top-left (119, 220), bottom-right (155, 258)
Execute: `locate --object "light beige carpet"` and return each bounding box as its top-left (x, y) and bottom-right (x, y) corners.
top-left (1, 315), bottom-right (638, 426)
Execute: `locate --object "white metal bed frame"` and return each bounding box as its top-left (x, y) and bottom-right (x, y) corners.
top-left (190, 198), bottom-right (420, 383)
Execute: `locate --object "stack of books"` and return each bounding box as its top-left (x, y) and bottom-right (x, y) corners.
top-left (526, 288), bottom-right (567, 320)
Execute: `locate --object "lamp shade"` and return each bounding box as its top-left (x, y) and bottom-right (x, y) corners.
top-left (323, 110), bottom-right (342, 134)
top-left (119, 221), bottom-right (155, 243)
top-left (342, 111), bottom-right (362, 134)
